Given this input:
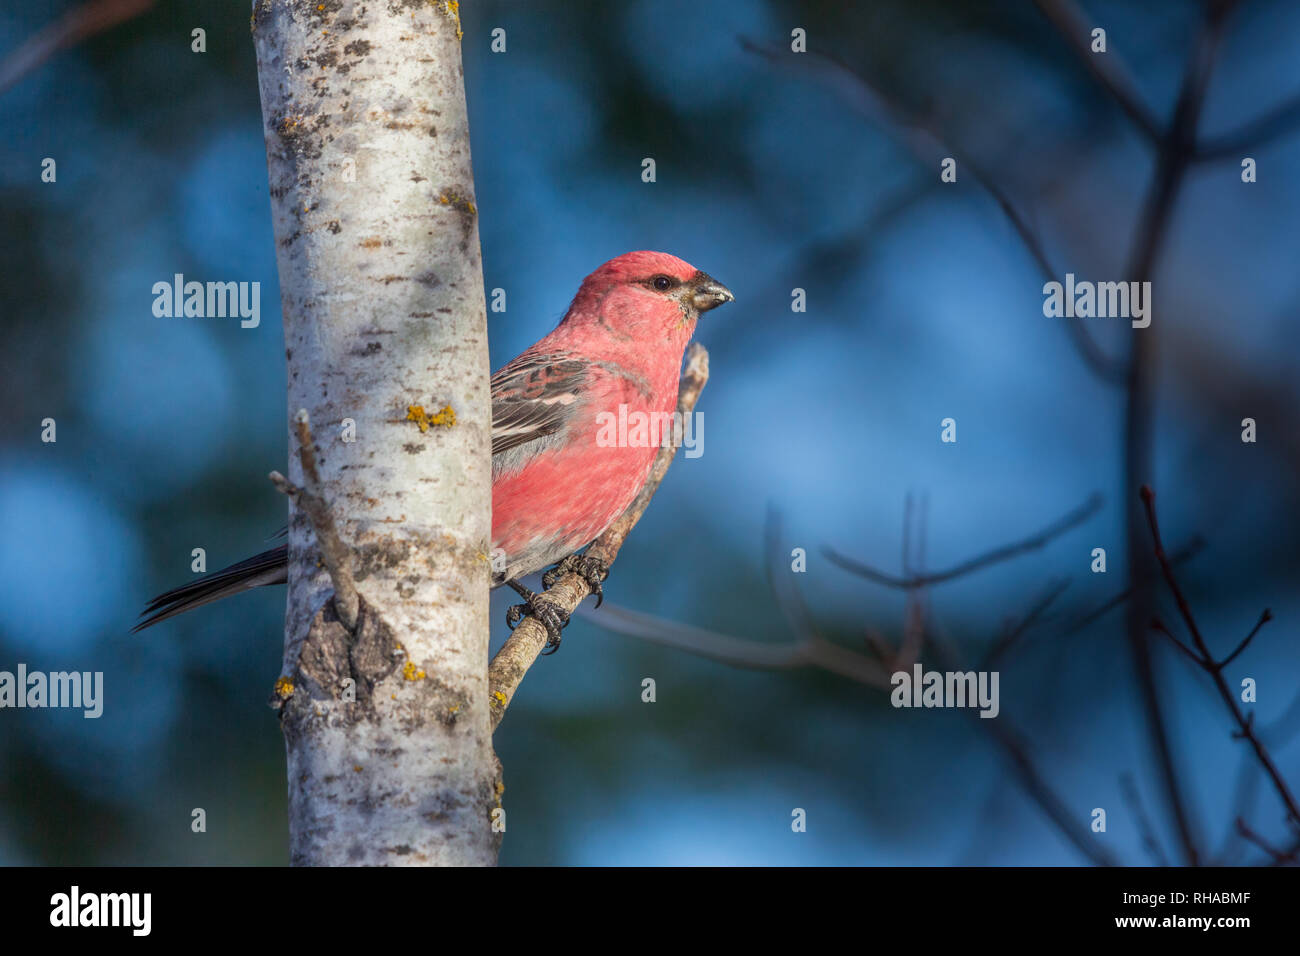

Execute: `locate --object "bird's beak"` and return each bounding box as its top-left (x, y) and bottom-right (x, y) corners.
top-left (689, 273), bottom-right (735, 313)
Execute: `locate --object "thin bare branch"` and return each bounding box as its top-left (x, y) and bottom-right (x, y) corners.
top-left (824, 492), bottom-right (1102, 589)
top-left (1141, 485), bottom-right (1300, 826)
top-left (1196, 92), bottom-right (1300, 161)
top-left (1150, 617), bottom-right (1205, 667)
top-left (1219, 608), bottom-right (1273, 670)
top-left (982, 577), bottom-right (1071, 668)
top-left (0, 0), bottom-right (154, 94)
top-left (1235, 817), bottom-right (1299, 865)
top-left (1030, 0), bottom-right (1163, 143)
top-left (1116, 3), bottom-right (1235, 868)
top-left (590, 602), bottom-right (893, 688)
top-left (1062, 535), bottom-right (1204, 634)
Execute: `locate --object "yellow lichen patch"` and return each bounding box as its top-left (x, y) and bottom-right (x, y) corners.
top-left (491, 690), bottom-right (506, 706)
top-left (406, 403), bottom-right (456, 432)
top-left (438, 1), bottom-right (464, 41)
top-left (402, 661), bottom-right (427, 681)
top-left (437, 188), bottom-right (477, 216)
top-left (274, 676), bottom-right (295, 699)
top-left (448, 704), bottom-right (460, 714)
top-left (353, 765), bottom-right (363, 772)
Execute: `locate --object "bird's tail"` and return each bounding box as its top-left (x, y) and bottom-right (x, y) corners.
top-left (133, 545), bottom-right (289, 632)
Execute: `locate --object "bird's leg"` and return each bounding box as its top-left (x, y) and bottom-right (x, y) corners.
top-left (505, 579), bottom-right (570, 653)
top-left (541, 552), bottom-right (610, 608)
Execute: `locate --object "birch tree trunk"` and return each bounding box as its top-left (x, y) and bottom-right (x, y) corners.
top-left (252, 0), bottom-right (497, 866)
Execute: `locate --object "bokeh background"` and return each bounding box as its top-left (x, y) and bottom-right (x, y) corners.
top-left (2, 0), bottom-right (1298, 865)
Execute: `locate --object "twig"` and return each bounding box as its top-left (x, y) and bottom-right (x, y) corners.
top-left (1150, 617), bottom-right (1202, 667)
top-left (0, 0), bottom-right (154, 94)
top-left (587, 602), bottom-right (892, 688)
top-left (982, 577), bottom-right (1071, 668)
top-left (487, 343), bottom-right (711, 729)
top-left (1030, 0), bottom-right (1163, 144)
top-left (268, 409), bottom-right (360, 631)
top-left (1235, 817), bottom-right (1298, 865)
top-left (1196, 92), bottom-right (1300, 161)
top-left (824, 492), bottom-right (1101, 589)
top-left (1062, 535), bottom-right (1205, 634)
top-left (1141, 485), bottom-right (1300, 826)
top-left (1219, 609), bottom-right (1272, 670)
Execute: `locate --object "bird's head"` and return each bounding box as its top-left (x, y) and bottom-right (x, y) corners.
top-left (565, 251), bottom-right (734, 347)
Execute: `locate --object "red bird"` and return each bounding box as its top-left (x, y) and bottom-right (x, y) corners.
top-left (137, 251), bottom-right (733, 647)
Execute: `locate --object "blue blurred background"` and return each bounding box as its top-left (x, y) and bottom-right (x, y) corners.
top-left (2, 0), bottom-right (1298, 865)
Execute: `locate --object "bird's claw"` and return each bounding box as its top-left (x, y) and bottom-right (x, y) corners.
top-left (505, 584), bottom-right (570, 653)
top-left (542, 553), bottom-right (610, 608)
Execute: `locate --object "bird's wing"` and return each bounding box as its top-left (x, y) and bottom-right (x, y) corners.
top-left (490, 352), bottom-right (589, 457)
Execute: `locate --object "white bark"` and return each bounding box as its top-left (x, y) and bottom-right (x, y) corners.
top-left (252, 0), bottom-right (497, 866)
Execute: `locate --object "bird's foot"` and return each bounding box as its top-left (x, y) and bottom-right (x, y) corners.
top-left (505, 581), bottom-right (570, 653)
top-left (542, 553), bottom-right (610, 608)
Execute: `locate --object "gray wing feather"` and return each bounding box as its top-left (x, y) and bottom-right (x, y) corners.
top-left (491, 353), bottom-right (588, 459)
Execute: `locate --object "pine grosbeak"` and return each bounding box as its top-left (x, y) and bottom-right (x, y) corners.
top-left (137, 251), bottom-right (733, 646)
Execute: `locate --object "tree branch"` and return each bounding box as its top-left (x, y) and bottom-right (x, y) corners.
top-left (824, 492), bottom-right (1101, 589)
top-left (1235, 817), bottom-right (1299, 865)
top-left (1150, 617), bottom-right (1203, 667)
top-left (981, 577), bottom-right (1071, 668)
top-left (1117, 1), bottom-right (1235, 868)
top-left (0, 0), bottom-right (154, 95)
top-left (1030, 0), bottom-right (1163, 143)
top-left (488, 343), bottom-right (712, 729)
top-left (1141, 485), bottom-right (1300, 827)
top-left (1219, 608), bottom-right (1272, 670)
top-left (1061, 534), bottom-right (1204, 635)
top-left (1196, 92), bottom-right (1300, 161)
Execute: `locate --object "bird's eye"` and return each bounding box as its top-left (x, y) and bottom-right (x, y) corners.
top-left (652, 275), bottom-right (674, 291)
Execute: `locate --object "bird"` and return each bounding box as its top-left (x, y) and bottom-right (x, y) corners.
top-left (136, 250), bottom-right (734, 649)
